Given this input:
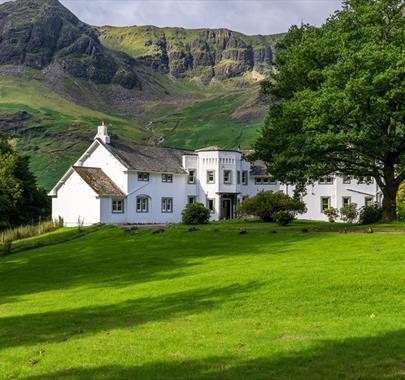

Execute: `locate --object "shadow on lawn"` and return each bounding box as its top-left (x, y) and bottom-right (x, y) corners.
top-left (0, 281), bottom-right (262, 350)
top-left (23, 329), bottom-right (405, 380)
top-left (0, 226), bottom-right (316, 304)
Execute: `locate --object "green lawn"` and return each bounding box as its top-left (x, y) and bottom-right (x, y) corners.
top-left (0, 223), bottom-right (404, 379)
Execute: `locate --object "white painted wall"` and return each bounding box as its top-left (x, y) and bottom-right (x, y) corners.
top-left (52, 171), bottom-right (100, 226)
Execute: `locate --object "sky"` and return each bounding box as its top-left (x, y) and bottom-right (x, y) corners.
top-left (1, 0), bottom-right (343, 35)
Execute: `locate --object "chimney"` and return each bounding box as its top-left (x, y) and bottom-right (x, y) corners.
top-left (95, 121), bottom-right (110, 144)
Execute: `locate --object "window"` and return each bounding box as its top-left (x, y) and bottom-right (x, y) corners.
top-left (343, 176), bottom-right (351, 184)
top-left (161, 197), bottom-right (173, 213)
top-left (207, 170), bottom-right (215, 184)
top-left (342, 196), bottom-right (351, 207)
top-left (223, 170), bottom-right (232, 184)
top-left (138, 172), bottom-right (149, 181)
top-left (237, 171), bottom-right (241, 185)
top-left (136, 196), bottom-right (149, 213)
top-left (319, 176), bottom-right (334, 184)
top-left (162, 173), bottom-right (173, 183)
top-left (365, 196), bottom-right (373, 206)
top-left (358, 177), bottom-right (374, 185)
top-left (255, 177), bottom-right (276, 185)
top-left (321, 197), bottom-right (331, 212)
top-left (207, 199), bottom-right (215, 213)
top-left (188, 196), bottom-right (196, 204)
top-left (242, 171), bottom-right (248, 185)
top-left (188, 170), bottom-right (196, 184)
top-left (112, 199), bottom-right (124, 213)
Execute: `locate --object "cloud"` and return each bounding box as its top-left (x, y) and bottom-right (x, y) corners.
top-left (0, 0), bottom-right (343, 35)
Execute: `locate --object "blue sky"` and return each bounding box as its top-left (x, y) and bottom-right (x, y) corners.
top-left (1, 0), bottom-right (343, 35)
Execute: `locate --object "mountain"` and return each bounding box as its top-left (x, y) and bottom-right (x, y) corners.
top-left (0, 0), bottom-right (281, 189)
top-left (98, 25), bottom-right (280, 82)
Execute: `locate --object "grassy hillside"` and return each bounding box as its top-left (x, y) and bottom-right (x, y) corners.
top-left (1, 222), bottom-right (404, 379)
top-left (0, 66), bottom-right (266, 189)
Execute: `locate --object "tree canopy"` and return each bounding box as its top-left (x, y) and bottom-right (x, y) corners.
top-left (255, 0), bottom-right (404, 221)
top-left (0, 133), bottom-right (50, 228)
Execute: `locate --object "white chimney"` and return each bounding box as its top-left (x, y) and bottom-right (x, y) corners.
top-left (95, 121), bottom-right (110, 144)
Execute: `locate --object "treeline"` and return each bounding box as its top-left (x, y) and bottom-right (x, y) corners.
top-left (0, 132), bottom-right (50, 229)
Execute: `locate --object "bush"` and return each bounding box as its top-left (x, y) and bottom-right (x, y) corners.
top-left (237, 191), bottom-right (306, 222)
top-left (358, 203), bottom-right (383, 225)
top-left (323, 207), bottom-right (339, 223)
top-left (396, 182), bottom-right (405, 220)
top-left (182, 203), bottom-right (211, 225)
top-left (340, 203), bottom-right (358, 224)
top-left (273, 211), bottom-right (295, 226)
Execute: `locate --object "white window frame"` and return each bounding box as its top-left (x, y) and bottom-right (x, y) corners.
top-left (136, 196), bottom-right (149, 213)
top-left (112, 198), bottom-right (125, 214)
top-left (207, 198), bottom-right (215, 213)
top-left (138, 172), bottom-right (150, 182)
top-left (161, 173), bottom-right (173, 183)
top-left (319, 176), bottom-right (334, 185)
top-left (188, 196), bottom-right (197, 204)
top-left (342, 196), bottom-right (351, 207)
top-left (161, 197), bottom-right (173, 213)
top-left (320, 196), bottom-right (331, 212)
top-left (188, 169), bottom-right (196, 184)
top-left (207, 170), bottom-right (215, 184)
top-left (343, 176), bottom-right (351, 184)
top-left (365, 196), bottom-right (373, 206)
top-left (241, 171), bottom-right (248, 185)
top-left (223, 170), bottom-right (232, 184)
top-left (237, 171), bottom-right (241, 185)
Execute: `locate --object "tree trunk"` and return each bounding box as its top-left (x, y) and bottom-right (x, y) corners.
top-left (381, 166), bottom-right (399, 222)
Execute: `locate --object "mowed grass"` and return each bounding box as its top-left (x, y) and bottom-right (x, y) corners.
top-left (0, 223), bottom-right (404, 379)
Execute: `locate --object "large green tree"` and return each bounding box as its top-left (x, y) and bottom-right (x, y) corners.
top-left (255, 0), bottom-right (404, 221)
top-left (0, 133), bottom-right (50, 228)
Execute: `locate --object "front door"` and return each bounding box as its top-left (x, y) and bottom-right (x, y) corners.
top-left (221, 198), bottom-right (232, 219)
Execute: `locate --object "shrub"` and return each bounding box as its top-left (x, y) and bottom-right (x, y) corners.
top-left (273, 210), bottom-right (295, 226)
top-left (396, 181), bottom-right (405, 221)
top-left (358, 203), bottom-right (383, 225)
top-left (182, 203), bottom-right (210, 225)
top-left (323, 207), bottom-right (339, 223)
top-left (340, 203), bottom-right (358, 224)
top-left (237, 191), bottom-right (305, 222)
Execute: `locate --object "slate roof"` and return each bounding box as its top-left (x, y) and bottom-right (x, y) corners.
top-left (72, 166), bottom-right (125, 197)
top-left (250, 159), bottom-right (268, 176)
top-left (101, 139), bottom-right (195, 174)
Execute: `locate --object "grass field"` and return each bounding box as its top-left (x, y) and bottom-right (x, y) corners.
top-left (0, 221), bottom-right (404, 379)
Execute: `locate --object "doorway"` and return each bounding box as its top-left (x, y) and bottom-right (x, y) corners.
top-left (221, 198), bottom-right (233, 219)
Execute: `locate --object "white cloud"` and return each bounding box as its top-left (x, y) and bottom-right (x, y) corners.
top-left (0, 0), bottom-right (343, 35)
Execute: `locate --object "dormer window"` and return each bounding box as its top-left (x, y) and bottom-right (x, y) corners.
top-left (138, 172), bottom-right (150, 181)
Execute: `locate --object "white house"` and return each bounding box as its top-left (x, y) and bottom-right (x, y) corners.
top-left (49, 123), bottom-right (382, 226)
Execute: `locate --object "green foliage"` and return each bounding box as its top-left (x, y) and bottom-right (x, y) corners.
top-left (181, 203), bottom-right (211, 225)
top-left (323, 207), bottom-right (339, 223)
top-left (255, 0), bottom-right (405, 222)
top-left (340, 203), bottom-right (359, 224)
top-left (396, 182), bottom-right (405, 221)
top-left (0, 133), bottom-right (50, 228)
top-left (238, 191), bottom-right (305, 222)
top-left (358, 203), bottom-right (383, 225)
top-left (273, 210), bottom-right (295, 226)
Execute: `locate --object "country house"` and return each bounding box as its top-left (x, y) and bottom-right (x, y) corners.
top-left (49, 124), bottom-right (382, 225)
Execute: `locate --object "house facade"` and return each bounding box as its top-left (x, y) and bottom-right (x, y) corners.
top-left (49, 124), bottom-right (382, 226)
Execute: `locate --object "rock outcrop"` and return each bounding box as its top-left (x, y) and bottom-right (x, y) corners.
top-left (0, 0), bottom-right (140, 89)
top-left (99, 25), bottom-right (280, 82)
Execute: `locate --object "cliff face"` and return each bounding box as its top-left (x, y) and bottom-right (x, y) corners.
top-left (0, 0), bottom-right (140, 88)
top-left (98, 26), bottom-right (279, 82)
